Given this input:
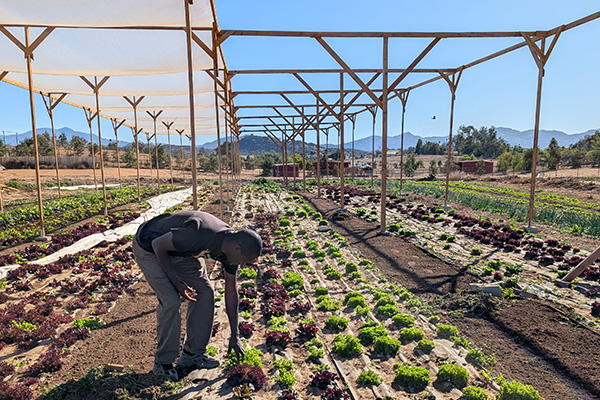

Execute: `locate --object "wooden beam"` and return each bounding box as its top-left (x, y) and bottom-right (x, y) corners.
top-left (387, 37), bottom-right (441, 94)
top-left (315, 37), bottom-right (382, 107)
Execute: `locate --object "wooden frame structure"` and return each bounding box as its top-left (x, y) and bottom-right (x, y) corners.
top-left (0, 3), bottom-right (597, 237)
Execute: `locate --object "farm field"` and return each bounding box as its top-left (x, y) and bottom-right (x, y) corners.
top-left (0, 175), bottom-right (599, 400)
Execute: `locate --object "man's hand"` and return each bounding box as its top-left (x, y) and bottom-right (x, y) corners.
top-left (228, 335), bottom-right (245, 360)
top-left (175, 280), bottom-right (197, 301)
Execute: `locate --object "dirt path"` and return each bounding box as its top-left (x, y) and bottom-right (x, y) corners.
top-left (300, 191), bottom-right (600, 400)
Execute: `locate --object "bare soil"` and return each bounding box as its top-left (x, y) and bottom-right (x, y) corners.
top-left (300, 191), bottom-right (600, 400)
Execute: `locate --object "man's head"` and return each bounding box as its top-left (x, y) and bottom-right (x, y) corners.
top-left (222, 228), bottom-right (263, 266)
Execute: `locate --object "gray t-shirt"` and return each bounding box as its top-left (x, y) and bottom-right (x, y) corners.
top-left (137, 211), bottom-right (237, 274)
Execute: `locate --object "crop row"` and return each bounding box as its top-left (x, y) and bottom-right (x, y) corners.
top-left (218, 179), bottom-right (545, 400)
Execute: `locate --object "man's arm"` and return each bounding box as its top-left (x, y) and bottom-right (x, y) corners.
top-left (151, 232), bottom-right (197, 301)
top-left (224, 270), bottom-right (244, 358)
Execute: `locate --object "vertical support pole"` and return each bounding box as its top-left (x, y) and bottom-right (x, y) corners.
top-left (25, 27), bottom-right (47, 239)
top-left (178, 131), bottom-right (184, 182)
top-left (111, 119), bottom-right (123, 189)
top-left (370, 107), bottom-right (377, 187)
top-left (438, 69), bottom-right (463, 209)
top-left (292, 118), bottom-right (297, 186)
top-left (326, 128), bottom-right (329, 177)
top-left (210, 25), bottom-right (223, 215)
top-left (163, 121), bottom-right (174, 186)
top-left (527, 54), bottom-right (545, 229)
top-left (134, 110), bottom-right (141, 201)
top-left (225, 120), bottom-right (231, 203)
top-left (339, 72), bottom-right (345, 209)
top-left (399, 91), bottom-right (409, 195)
top-left (351, 114), bottom-right (356, 182)
top-left (380, 36), bottom-right (389, 232)
top-left (184, 0), bottom-right (199, 209)
top-left (316, 100), bottom-right (321, 197)
top-left (84, 108), bottom-right (98, 192)
top-left (147, 133), bottom-right (153, 184)
top-left (41, 94), bottom-right (62, 198)
top-left (94, 77), bottom-right (108, 216)
top-left (302, 109), bottom-right (306, 192)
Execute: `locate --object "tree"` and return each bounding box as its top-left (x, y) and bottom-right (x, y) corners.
top-left (257, 152), bottom-right (280, 176)
top-left (428, 159), bottom-right (438, 176)
top-left (585, 131), bottom-right (600, 166)
top-left (197, 153), bottom-right (218, 172)
top-left (0, 139), bottom-right (6, 156)
top-left (151, 144), bottom-right (170, 168)
top-left (14, 132), bottom-right (53, 156)
top-left (70, 136), bottom-right (88, 156)
top-left (545, 137), bottom-right (561, 170)
top-left (58, 132), bottom-right (69, 149)
top-left (123, 145), bottom-right (137, 168)
top-left (453, 125), bottom-right (509, 159)
top-left (415, 139), bottom-right (423, 154)
top-left (476, 159), bottom-right (486, 175)
top-left (567, 148), bottom-right (585, 169)
top-left (88, 142), bottom-right (100, 157)
top-left (403, 154), bottom-right (424, 177)
top-left (496, 151), bottom-right (513, 172)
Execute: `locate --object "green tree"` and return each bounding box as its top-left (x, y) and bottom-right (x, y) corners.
top-left (58, 132), bottom-right (69, 149)
top-left (0, 139), bottom-right (6, 156)
top-left (151, 144), bottom-right (170, 168)
top-left (197, 153), bottom-right (218, 172)
top-left (15, 132), bottom-right (53, 156)
top-left (567, 148), bottom-right (585, 169)
top-left (476, 159), bottom-right (486, 175)
top-left (257, 152), bottom-right (281, 176)
top-left (585, 131), bottom-right (600, 166)
top-left (123, 145), bottom-right (137, 168)
top-left (545, 137), bottom-right (561, 170)
top-left (403, 154), bottom-right (424, 177)
top-left (70, 136), bottom-right (88, 156)
top-left (415, 139), bottom-right (423, 154)
top-left (496, 151), bottom-right (513, 172)
top-left (428, 159), bottom-right (438, 176)
top-left (453, 125), bottom-right (509, 159)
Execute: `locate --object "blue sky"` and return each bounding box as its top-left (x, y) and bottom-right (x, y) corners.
top-left (1, 1), bottom-right (599, 147)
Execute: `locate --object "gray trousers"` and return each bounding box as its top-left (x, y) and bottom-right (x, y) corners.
top-left (133, 236), bottom-right (215, 365)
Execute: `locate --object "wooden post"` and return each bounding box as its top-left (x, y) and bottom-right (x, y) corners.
top-left (83, 108), bottom-right (98, 192)
top-left (369, 106), bottom-right (377, 187)
top-left (339, 72), bottom-right (345, 209)
top-left (210, 25), bottom-right (223, 215)
top-left (111, 118), bottom-right (125, 189)
top-left (439, 69), bottom-right (463, 209)
top-left (123, 95), bottom-right (144, 201)
top-left (302, 114), bottom-right (306, 192)
top-left (93, 77), bottom-right (109, 215)
top-left (521, 29), bottom-right (562, 230)
top-left (380, 36), bottom-right (389, 232)
top-left (398, 90), bottom-right (409, 195)
top-left (41, 93), bottom-right (66, 199)
top-left (25, 27), bottom-right (48, 239)
top-left (176, 130), bottom-right (185, 183)
top-left (292, 117), bottom-right (297, 186)
top-left (163, 121), bottom-right (175, 186)
top-left (225, 122), bottom-right (231, 202)
top-left (184, 0), bottom-right (199, 210)
top-left (350, 113), bottom-right (356, 183)
top-left (561, 245), bottom-right (600, 283)
top-left (147, 111), bottom-right (163, 190)
top-left (146, 132), bottom-right (153, 184)
top-left (316, 101), bottom-right (321, 197)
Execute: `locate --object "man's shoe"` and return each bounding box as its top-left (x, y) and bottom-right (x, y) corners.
top-left (153, 362), bottom-right (179, 381)
top-left (176, 350), bottom-right (220, 370)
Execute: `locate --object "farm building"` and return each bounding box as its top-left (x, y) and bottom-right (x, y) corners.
top-left (272, 163), bottom-right (299, 177)
top-left (458, 160), bottom-right (493, 174)
top-left (315, 160), bottom-right (351, 174)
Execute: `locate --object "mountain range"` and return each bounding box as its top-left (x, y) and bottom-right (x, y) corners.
top-left (5, 126), bottom-right (599, 154)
